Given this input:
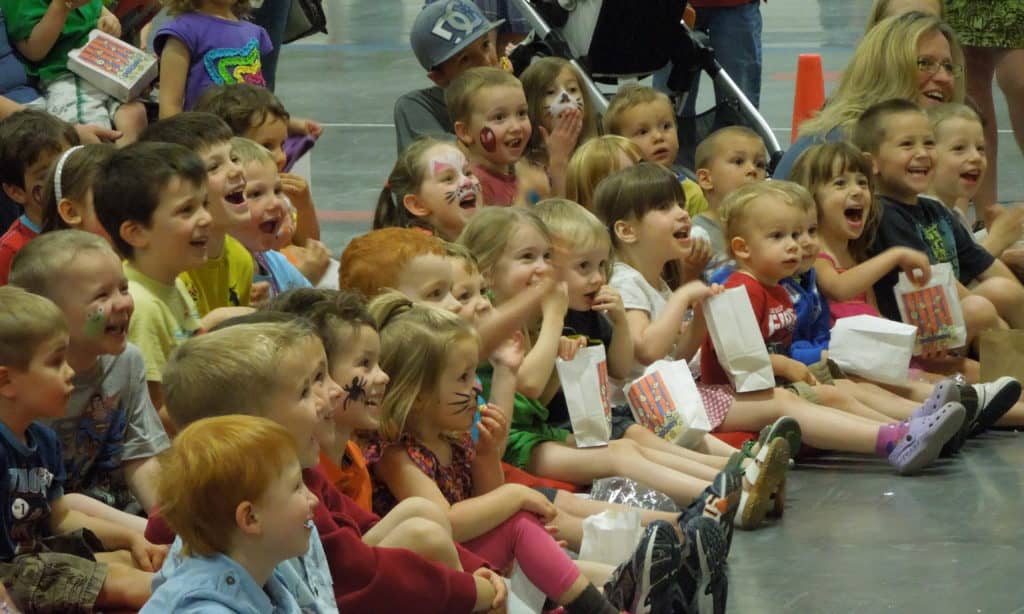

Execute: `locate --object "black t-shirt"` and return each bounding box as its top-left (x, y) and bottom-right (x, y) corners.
top-left (868, 195), bottom-right (994, 320)
top-left (547, 309), bottom-right (614, 426)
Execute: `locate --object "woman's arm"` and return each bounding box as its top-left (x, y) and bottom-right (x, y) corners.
top-left (157, 37), bottom-right (191, 118)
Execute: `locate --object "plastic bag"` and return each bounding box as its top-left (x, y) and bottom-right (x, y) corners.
top-left (578, 509), bottom-right (643, 566)
top-left (624, 359), bottom-right (711, 449)
top-left (589, 476), bottom-right (679, 512)
top-left (555, 344), bottom-right (612, 448)
top-left (894, 262), bottom-right (967, 354)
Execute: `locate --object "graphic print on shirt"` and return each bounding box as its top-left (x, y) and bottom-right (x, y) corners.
top-left (765, 305), bottom-right (797, 354)
top-left (52, 392), bottom-right (128, 507)
top-left (915, 216), bottom-right (959, 278)
top-left (7, 465), bottom-right (55, 555)
top-left (203, 38), bottom-right (266, 87)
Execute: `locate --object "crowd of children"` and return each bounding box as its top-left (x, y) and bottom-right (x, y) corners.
top-left (0, 0), bottom-right (1023, 612)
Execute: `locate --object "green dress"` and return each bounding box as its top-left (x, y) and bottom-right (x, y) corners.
top-left (946, 0), bottom-right (1024, 48)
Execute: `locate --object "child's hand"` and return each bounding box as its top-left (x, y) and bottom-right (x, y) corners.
top-left (783, 359), bottom-right (817, 385)
top-left (518, 486), bottom-right (558, 523)
top-left (683, 238), bottom-right (712, 279)
top-left (475, 404), bottom-right (509, 457)
top-left (541, 281), bottom-right (569, 320)
top-left (894, 248), bottom-right (932, 286)
top-left (280, 173), bottom-right (314, 212)
top-left (490, 330), bottom-right (525, 372)
top-left (250, 281), bottom-right (271, 307)
top-left (558, 335), bottom-right (587, 361)
top-left (472, 567), bottom-right (507, 612)
top-left (63, 0), bottom-right (94, 10)
top-left (97, 12), bottom-right (121, 37)
top-left (288, 117), bottom-right (323, 138)
top-left (677, 279), bottom-right (713, 306)
top-left (539, 107), bottom-right (583, 165)
top-left (130, 536), bottom-right (169, 572)
top-left (591, 284), bottom-right (627, 324)
top-left (284, 240), bottom-right (331, 283)
top-left (73, 124), bottom-right (121, 144)
top-left (987, 205), bottom-right (1024, 249)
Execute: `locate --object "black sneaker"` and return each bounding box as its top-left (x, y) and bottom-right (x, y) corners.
top-left (678, 470), bottom-right (739, 553)
top-left (604, 520), bottom-right (685, 614)
top-left (678, 516), bottom-right (729, 614)
top-left (940, 397), bottom-right (976, 457)
top-left (969, 377), bottom-right (1021, 436)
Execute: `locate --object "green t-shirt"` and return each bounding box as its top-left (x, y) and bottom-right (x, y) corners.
top-left (1, 0), bottom-right (100, 83)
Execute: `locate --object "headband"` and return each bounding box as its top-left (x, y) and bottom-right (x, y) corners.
top-left (54, 145), bottom-right (84, 203)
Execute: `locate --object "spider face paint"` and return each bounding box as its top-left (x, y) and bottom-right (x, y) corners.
top-left (341, 376), bottom-right (368, 411)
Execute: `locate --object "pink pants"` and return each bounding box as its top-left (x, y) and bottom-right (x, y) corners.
top-left (463, 510), bottom-right (581, 600)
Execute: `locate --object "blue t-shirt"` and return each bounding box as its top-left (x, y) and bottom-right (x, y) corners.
top-left (253, 250), bottom-right (311, 299)
top-left (781, 270), bottom-right (832, 366)
top-left (0, 421), bottom-right (65, 560)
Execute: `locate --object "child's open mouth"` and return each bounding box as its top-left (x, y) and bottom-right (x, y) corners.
top-left (505, 137), bottom-right (524, 150)
top-left (459, 191), bottom-right (478, 210)
top-left (844, 205), bottom-right (864, 225)
top-left (673, 227), bottom-right (690, 242)
top-left (652, 147), bottom-right (672, 160)
top-left (225, 188), bottom-right (247, 210)
top-left (105, 321), bottom-right (128, 337)
top-left (190, 235), bottom-right (208, 249)
top-left (907, 165), bottom-right (931, 179)
top-left (258, 217), bottom-right (280, 235)
top-left (960, 169), bottom-right (981, 185)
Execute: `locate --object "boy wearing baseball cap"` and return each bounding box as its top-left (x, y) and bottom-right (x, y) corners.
top-left (394, 0), bottom-right (504, 153)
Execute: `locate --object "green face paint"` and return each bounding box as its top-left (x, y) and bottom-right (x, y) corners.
top-left (83, 306), bottom-right (106, 337)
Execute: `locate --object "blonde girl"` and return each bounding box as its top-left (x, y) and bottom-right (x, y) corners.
top-left (791, 142), bottom-right (1024, 428)
top-left (365, 293), bottom-right (678, 614)
top-left (775, 12), bottom-right (964, 178)
top-left (154, 0), bottom-right (273, 117)
top-left (373, 137), bottom-right (483, 241)
top-left (565, 135), bottom-right (645, 211)
top-left (520, 58), bottom-right (599, 196)
top-left (40, 144), bottom-right (116, 237)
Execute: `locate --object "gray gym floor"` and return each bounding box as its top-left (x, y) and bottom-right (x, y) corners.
top-left (275, 1), bottom-right (1024, 611)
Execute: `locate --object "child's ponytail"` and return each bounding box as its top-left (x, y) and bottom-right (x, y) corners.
top-left (373, 137), bottom-right (444, 233)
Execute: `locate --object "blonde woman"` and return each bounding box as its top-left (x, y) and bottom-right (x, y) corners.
top-left (774, 11), bottom-right (964, 179)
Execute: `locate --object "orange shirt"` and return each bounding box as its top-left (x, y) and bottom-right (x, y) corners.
top-left (319, 441), bottom-right (373, 513)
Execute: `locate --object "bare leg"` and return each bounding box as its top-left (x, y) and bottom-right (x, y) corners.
top-left (833, 379), bottom-right (921, 420)
top-left (812, 383), bottom-right (894, 422)
top-left (622, 426), bottom-right (721, 479)
top-left (95, 550), bottom-right (133, 567)
top-left (63, 493), bottom-right (146, 535)
top-left (371, 518), bottom-right (463, 570)
top-left (972, 277), bottom-right (1024, 328)
top-left (527, 440), bottom-right (712, 506)
top-left (573, 562), bottom-right (615, 589)
top-left (995, 48), bottom-right (1024, 157)
top-left (112, 101), bottom-right (148, 146)
top-left (720, 388), bottom-right (887, 454)
top-left (623, 425), bottom-right (731, 470)
top-left (963, 45), bottom-right (1002, 212)
top-left (96, 563), bottom-right (152, 610)
top-left (362, 497), bottom-right (453, 545)
top-left (848, 374), bottom-right (939, 403)
top-left (994, 402), bottom-right (1024, 427)
top-left (552, 490), bottom-right (679, 527)
top-left (695, 434), bottom-right (742, 458)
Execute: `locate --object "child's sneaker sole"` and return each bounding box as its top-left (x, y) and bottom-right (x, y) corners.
top-left (737, 437), bottom-right (790, 529)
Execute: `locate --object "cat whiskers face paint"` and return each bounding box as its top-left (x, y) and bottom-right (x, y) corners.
top-left (83, 306), bottom-right (107, 338)
top-left (431, 149), bottom-right (481, 211)
top-left (448, 390), bottom-right (477, 415)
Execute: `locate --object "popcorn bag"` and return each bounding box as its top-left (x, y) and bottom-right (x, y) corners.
top-left (555, 344), bottom-right (612, 448)
top-left (624, 359), bottom-right (710, 449)
top-left (829, 315), bottom-right (917, 385)
top-left (702, 286), bottom-right (775, 392)
top-left (893, 263), bottom-right (966, 354)
top-left (68, 30), bottom-right (157, 102)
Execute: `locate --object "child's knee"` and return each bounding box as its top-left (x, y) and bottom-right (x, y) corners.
top-left (393, 496), bottom-right (452, 532)
top-left (608, 438), bottom-right (640, 455)
top-left (981, 277), bottom-right (1024, 307)
top-left (814, 384), bottom-right (847, 407)
top-left (962, 294), bottom-right (1000, 329)
top-left (392, 518), bottom-right (456, 558)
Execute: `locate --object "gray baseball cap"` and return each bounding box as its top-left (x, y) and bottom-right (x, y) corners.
top-left (411, 0), bottom-right (505, 71)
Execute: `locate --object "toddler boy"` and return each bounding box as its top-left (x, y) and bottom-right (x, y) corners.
top-left (160, 321), bottom-right (507, 613)
top-left (603, 84), bottom-right (710, 218)
top-left (395, 0), bottom-right (502, 153)
top-left (0, 109), bottom-right (78, 284)
top-left (447, 66), bottom-right (531, 207)
top-left (139, 112), bottom-right (254, 314)
top-left (693, 125), bottom-right (769, 273)
top-left (854, 99), bottom-right (1024, 329)
top-left (0, 287), bottom-right (163, 612)
top-left (92, 141), bottom-right (211, 411)
top-left (9, 230), bottom-right (170, 514)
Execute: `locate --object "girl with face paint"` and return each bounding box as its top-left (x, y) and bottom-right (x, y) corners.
top-left (373, 137), bottom-right (483, 241)
top-left (520, 58), bottom-right (600, 198)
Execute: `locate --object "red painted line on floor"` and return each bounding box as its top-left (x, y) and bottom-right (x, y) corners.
top-left (318, 210), bottom-right (374, 222)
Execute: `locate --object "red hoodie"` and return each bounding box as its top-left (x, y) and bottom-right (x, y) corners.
top-left (147, 465), bottom-right (485, 612)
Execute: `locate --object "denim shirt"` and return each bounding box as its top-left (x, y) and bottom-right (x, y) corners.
top-left (143, 538), bottom-right (302, 614)
top-left (150, 532), bottom-right (336, 613)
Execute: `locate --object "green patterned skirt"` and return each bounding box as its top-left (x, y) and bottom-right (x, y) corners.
top-left (946, 0), bottom-right (1024, 48)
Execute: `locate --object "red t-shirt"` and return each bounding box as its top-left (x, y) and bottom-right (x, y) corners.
top-left (700, 271), bottom-right (797, 386)
top-left (0, 217), bottom-right (38, 285)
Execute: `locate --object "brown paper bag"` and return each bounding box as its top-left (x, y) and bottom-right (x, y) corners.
top-left (980, 330), bottom-right (1024, 382)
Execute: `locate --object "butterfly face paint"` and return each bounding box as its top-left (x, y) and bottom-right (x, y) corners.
top-left (545, 87), bottom-right (584, 120)
top-left (83, 306), bottom-right (107, 338)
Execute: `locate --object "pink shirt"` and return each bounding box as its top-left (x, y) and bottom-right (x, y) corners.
top-left (471, 162), bottom-right (517, 207)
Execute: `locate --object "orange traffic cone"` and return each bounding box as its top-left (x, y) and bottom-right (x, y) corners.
top-left (791, 54), bottom-right (825, 143)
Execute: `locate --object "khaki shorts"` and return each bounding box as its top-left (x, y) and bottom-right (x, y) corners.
top-left (0, 530), bottom-right (106, 613)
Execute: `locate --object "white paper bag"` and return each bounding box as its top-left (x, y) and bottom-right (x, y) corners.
top-left (893, 262), bottom-right (967, 354)
top-left (829, 315), bottom-right (917, 385)
top-left (703, 286), bottom-right (775, 392)
top-left (578, 509), bottom-right (643, 566)
top-left (506, 562), bottom-right (545, 614)
top-left (624, 359), bottom-right (711, 449)
top-left (555, 344), bottom-right (612, 448)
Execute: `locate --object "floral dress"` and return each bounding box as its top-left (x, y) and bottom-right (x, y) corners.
top-left (364, 432), bottom-right (476, 517)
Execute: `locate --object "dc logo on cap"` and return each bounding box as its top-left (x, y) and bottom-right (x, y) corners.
top-left (431, 0), bottom-right (484, 45)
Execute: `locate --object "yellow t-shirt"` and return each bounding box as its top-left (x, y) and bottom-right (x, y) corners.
top-left (682, 178), bottom-right (709, 218)
top-left (125, 261), bottom-right (202, 382)
top-left (179, 235), bottom-right (253, 315)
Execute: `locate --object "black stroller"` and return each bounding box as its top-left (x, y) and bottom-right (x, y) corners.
top-left (506, 0), bottom-right (784, 173)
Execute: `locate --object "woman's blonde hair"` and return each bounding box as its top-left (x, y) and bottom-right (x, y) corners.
top-left (520, 57), bottom-right (599, 157)
top-left (157, 415), bottom-right (298, 557)
top-left (865, 0), bottom-right (944, 33)
top-left (163, 0), bottom-right (252, 17)
top-left (800, 12), bottom-right (964, 139)
top-left (565, 136), bottom-right (644, 210)
top-left (457, 207), bottom-right (552, 280)
top-left (370, 292), bottom-right (479, 440)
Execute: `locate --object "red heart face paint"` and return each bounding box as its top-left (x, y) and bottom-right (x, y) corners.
top-left (480, 127), bottom-right (497, 152)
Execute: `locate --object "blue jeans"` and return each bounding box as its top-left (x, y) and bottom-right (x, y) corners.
top-left (655, 1), bottom-right (763, 110)
top-left (252, 0), bottom-right (291, 91)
